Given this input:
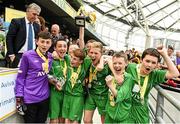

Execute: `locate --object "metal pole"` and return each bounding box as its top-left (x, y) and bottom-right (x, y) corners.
top-left (125, 27), bottom-right (133, 50)
top-left (120, 0), bottom-right (147, 33)
top-left (145, 35), bottom-right (151, 49)
top-left (121, 0), bottom-right (152, 48)
top-left (155, 85), bottom-right (180, 110)
top-left (155, 92), bottom-right (164, 123)
top-left (136, 0), bottom-right (151, 48)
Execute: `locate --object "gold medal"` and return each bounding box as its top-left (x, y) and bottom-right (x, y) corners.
top-left (42, 61), bottom-right (49, 74)
top-left (109, 94), bottom-right (114, 101)
top-left (108, 78), bottom-right (117, 107)
top-left (36, 48), bottom-right (49, 74)
top-left (110, 101), bottom-right (115, 106)
top-left (71, 72), bottom-right (78, 88)
top-left (109, 93), bottom-right (115, 106)
top-left (72, 72), bottom-right (78, 80)
top-left (59, 59), bottom-right (67, 78)
top-left (93, 74), bottom-right (97, 80)
top-left (136, 64), bottom-right (149, 101)
top-left (89, 65), bottom-right (97, 87)
top-left (70, 66), bottom-right (81, 88)
top-left (43, 62), bottom-right (49, 73)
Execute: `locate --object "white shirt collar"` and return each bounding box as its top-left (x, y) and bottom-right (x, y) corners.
top-left (25, 17), bottom-right (32, 24)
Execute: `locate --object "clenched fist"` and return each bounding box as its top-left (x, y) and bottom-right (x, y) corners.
top-left (105, 75), bottom-right (114, 87)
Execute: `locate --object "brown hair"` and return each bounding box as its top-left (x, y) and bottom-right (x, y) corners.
top-left (54, 37), bottom-right (66, 47)
top-left (38, 31), bottom-right (52, 39)
top-left (113, 52), bottom-right (128, 63)
top-left (73, 48), bottom-right (85, 61)
top-left (142, 48), bottom-right (160, 62)
top-left (168, 45), bottom-right (174, 51)
top-left (38, 16), bottom-right (46, 31)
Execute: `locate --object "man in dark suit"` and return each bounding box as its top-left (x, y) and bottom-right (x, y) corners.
top-left (6, 3), bottom-right (41, 68)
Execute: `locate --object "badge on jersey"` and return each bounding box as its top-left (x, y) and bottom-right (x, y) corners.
top-left (133, 84), bottom-right (140, 93)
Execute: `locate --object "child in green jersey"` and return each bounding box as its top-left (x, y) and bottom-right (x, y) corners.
top-left (62, 48), bottom-right (91, 123)
top-left (48, 38), bottom-right (70, 124)
top-left (84, 42), bottom-right (111, 124)
top-left (105, 52), bottom-right (134, 123)
top-left (126, 47), bottom-right (179, 123)
top-left (84, 39), bottom-right (96, 56)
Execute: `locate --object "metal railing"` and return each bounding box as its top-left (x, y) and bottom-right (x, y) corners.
top-left (149, 85), bottom-right (180, 123)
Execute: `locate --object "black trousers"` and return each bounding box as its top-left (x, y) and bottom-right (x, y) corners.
top-left (23, 98), bottom-right (49, 123)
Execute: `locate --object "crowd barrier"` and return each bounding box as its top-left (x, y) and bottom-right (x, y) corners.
top-left (149, 85), bottom-right (180, 123)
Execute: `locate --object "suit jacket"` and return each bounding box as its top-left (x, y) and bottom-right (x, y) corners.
top-left (6, 17), bottom-right (40, 55)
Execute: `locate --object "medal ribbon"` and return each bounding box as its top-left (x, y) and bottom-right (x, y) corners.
top-left (136, 64), bottom-right (149, 100)
top-left (36, 48), bottom-right (49, 73)
top-left (109, 77), bottom-right (117, 106)
top-left (89, 65), bottom-right (97, 84)
top-left (59, 59), bottom-right (67, 78)
top-left (70, 65), bottom-right (81, 88)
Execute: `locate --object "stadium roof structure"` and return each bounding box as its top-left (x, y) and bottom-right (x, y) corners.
top-left (83, 0), bottom-right (180, 33)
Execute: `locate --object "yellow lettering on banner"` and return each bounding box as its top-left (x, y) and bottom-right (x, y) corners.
top-left (5, 8), bottom-right (26, 22)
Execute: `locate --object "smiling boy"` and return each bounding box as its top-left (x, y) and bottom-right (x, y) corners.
top-left (15, 31), bottom-right (52, 123)
top-left (126, 47), bottom-right (179, 123)
top-left (62, 48), bottom-right (91, 123)
top-left (105, 52), bottom-right (134, 123)
top-left (48, 38), bottom-right (70, 124)
top-left (84, 42), bottom-right (111, 124)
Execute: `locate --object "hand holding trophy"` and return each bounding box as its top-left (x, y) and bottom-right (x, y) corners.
top-left (55, 77), bottom-right (65, 91)
top-left (75, 6), bottom-right (96, 27)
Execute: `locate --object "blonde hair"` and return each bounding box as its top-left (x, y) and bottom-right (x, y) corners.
top-left (87, 39), bottom-right (96, 43)
top-left (91, 42), bottom-right (103, 53)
